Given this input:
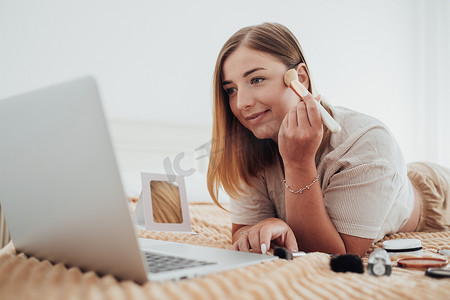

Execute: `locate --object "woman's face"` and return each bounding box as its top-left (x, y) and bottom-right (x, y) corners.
top-left (222, 46), bottom-right (299, 142)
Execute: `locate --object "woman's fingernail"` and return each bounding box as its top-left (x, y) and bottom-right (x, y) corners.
top-left (261, 243), bottom-right (267, 255)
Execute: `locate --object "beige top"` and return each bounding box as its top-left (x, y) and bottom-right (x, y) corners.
top-left (230, 106), bottom-right (414, 241)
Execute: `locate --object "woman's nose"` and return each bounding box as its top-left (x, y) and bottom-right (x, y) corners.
top-left (236, 90), bottom-right (255, 110)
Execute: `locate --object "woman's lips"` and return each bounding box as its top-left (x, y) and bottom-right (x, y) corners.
top-left (245, 110), bottom-right (269, 125)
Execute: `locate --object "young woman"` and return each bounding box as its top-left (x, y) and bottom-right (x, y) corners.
top-left (207, 22), bottom-right (450, 256)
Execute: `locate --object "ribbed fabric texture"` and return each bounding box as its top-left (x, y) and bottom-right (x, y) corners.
top-left (1, 202), bottom-right (449, 300)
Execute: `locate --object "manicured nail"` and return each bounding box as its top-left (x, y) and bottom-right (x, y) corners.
top-left (261, 243), bottom-right (267, 255)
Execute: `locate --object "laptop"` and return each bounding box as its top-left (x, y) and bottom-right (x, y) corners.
top-left (0, 77), bottom-right (277, 284)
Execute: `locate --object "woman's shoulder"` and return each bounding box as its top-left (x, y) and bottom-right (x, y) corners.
top-left (330, 106), bottom-right (396, 144)
top-left (323, 105), bottom-right (404, 167)
top-left (331, 106), bottom-right (388, 131)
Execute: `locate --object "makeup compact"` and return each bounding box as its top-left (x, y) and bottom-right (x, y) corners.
top-left (397, 257), bottom-right (448, 270)
top-left (382, 239), bottom-right (423, 256)
top-left (425, 267), bottom-right (450, 278)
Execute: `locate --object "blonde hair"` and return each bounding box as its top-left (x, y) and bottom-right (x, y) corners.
top-left (207, 22), bottom-right (332, 206)
top-left (150, 181), bottom-right (183, 224)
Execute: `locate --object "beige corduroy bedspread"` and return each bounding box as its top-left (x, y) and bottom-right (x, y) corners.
top-left (0, 202), bottom-right (449, 300)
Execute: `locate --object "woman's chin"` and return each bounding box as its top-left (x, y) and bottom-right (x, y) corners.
top-left (251, 128), bottom-right (277, 141)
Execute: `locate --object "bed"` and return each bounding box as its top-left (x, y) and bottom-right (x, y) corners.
top-left (0, 201), bottom-right (449, 300)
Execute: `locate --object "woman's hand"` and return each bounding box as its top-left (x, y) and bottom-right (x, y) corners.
top-left (233, 218), bottom-right (298, 254)
top-left (278, 94), bottom-right (323, 168)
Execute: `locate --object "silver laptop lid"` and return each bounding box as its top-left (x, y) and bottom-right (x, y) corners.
top-left (0, 77), bottom-right (148, 284)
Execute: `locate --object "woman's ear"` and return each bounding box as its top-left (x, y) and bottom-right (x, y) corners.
top-left (296, 63), bottom-right (310, 90)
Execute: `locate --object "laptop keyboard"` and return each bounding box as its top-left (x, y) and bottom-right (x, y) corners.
top-left (143, 251), bottom-right (217, 273)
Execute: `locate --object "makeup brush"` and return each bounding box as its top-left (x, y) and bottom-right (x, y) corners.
top-left (273, 247), bottom-right (307, 260)
top-left (284, 69), bottom-right (341, 133)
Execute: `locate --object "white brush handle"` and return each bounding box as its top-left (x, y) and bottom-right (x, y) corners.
top-left (290, 80), bottom-right (341, 133)
top-left (315, 100), bottom-right (341, 133)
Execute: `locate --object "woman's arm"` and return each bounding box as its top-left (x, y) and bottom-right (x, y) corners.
top-left (283, 163), bottom-right (344, 254)
top-left (284, 162), bottom-right (373, 256)
top-left (279, 94), bottom-right (374, 256)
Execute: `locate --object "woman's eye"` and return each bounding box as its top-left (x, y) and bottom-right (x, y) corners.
top-left (251, 77), bottom-right (264, 85)
top-left (225, 87), bottom-right (237, 95)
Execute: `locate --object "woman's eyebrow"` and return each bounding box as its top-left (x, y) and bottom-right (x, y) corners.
top-left (243, 67), bottom-right (266, 78)
top-left (222, 67), bottom-right (267, 86)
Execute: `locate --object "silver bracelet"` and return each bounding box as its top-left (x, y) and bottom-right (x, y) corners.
top-left (283, 173), bottom-right (320, 194)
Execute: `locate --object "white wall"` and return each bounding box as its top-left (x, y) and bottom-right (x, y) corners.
top-left (415, 0), bottom-right (450, 166)
top-left (1, 0), bottom-right (449, 177)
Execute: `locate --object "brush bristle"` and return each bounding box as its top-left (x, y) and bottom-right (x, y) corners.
top-left (283, 69), bottom-right (298, 86)
top-left (274, 247), bottom-right (293, 260)
top-left (330, 254), bottom-right (364, 274)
